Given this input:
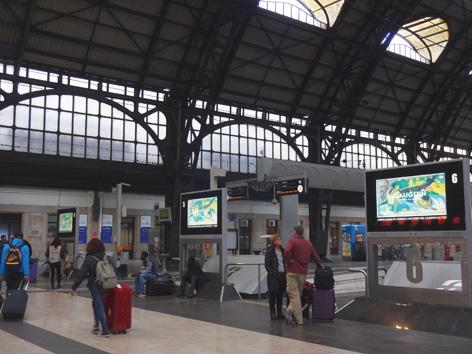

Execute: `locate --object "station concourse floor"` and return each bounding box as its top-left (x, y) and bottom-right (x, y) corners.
top-left (1, 287), bottom-right (472, 354)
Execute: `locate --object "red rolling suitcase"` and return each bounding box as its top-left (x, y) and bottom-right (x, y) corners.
top-left (312, 288), bottom-right (335, 321)
top-left (104, 284), bottom-right (132, 334)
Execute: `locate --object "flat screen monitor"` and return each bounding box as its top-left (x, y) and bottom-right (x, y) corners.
top-left (180, 190), bottom-right (223, 235)
top-left (57, 209), bottom-right (76, 234)
top-left (365, 159), bottom-right (469, 233)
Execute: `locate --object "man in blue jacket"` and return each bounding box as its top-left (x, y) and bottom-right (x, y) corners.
top-left (0, 235), bottom-right (30, 290)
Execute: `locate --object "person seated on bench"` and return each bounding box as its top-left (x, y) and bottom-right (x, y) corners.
top-left (134, 251), bottom-right (157, 298)
top-left (177, 257), bottom-right (203, 298)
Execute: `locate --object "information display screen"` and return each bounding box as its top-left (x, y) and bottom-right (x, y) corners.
top-left (57, 209), bottom-right (76, 234)
top-left (376, 173), bottom-right (447, 220)
top-left (366, 160), bottom-right (467, 232)
top-left (187, 197), bottom-right (218, 228)
top-left (181, 190), bottom-right (223, 235)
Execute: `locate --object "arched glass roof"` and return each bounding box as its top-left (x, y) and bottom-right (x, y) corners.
top-left (259, 0), bottom-right (344, 29)
top-left (386, 17), bottom-right (449, 64)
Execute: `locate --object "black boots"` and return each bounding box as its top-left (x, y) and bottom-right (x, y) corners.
top-left (270, 312), bottom-right (278, 320)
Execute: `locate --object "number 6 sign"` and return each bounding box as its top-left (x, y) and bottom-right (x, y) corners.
top-left (405, 246), bottom-right (423, 284)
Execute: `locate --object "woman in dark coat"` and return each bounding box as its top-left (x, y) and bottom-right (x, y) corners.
top-left (264, 234), bottom-right (286, 320)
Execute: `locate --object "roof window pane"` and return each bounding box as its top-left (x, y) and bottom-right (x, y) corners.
top-left (386, 17), bottom-right (449, 64)
top-left (259, 0), bottom-right (344, 29)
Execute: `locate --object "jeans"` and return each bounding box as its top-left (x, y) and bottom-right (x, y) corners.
top-left (134, 272), bottom-right (158, 294)
top-left (89, 285), bottom-right (109, 334)
top-left (286, 272), bottom-right (306, 324)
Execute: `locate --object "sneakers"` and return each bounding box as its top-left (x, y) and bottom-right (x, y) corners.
top-left (91, 326), bottom-right (100, 334)
top-left (286, 308), bottom-right (293, 322)
top-left (135, 292), bottom-right (145, 298)
top-left (97, 332), bottom-right (110, 338)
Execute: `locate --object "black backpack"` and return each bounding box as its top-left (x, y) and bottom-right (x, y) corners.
top-left (314, 266), bottom-right (335, 290)
top-left (5, 242), bottom-right (23, 273)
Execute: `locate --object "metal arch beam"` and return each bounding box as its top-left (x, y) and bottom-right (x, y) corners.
top-left (135, 0), bottom-right (171, 96)
top-left (336, 139), bottom-right (402, 166)
top-left (170, 0), bottom-right (211, 97)
top-left (197, 0), bottom-right (257, 105)
top-left (313, 2), bottom-right (398, 134)
top-left (16, 0), bottom-right (38, 68)
top-left (324, 0), bottom-right (423, 164)
top-left (189, 116), bottom-right (305, 161)
top-left (286, 0), bottom-right (354, 120)
top-left (393, 19), bottom-right (472, 140)
top-left (430, 85), bottom-right (472, 154)
top-left (81, 4), bottom-right (103, 74)
top-left (0, 86), bottom-right (163, 151)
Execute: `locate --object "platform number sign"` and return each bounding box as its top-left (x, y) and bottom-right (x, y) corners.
top-left (405, 246), bottom-right (423, 284)
top-left (452, 173), bottom-right (458, 184)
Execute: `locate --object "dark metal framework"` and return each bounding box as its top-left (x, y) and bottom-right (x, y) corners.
top-left (1, 0), bottom-right (472, 256)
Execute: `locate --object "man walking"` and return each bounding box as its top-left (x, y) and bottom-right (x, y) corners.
top-left (284, 225), bottom-right (321, 325)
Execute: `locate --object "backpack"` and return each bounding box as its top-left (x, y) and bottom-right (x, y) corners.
top-left (5, 242), bottom-right (23, 273)
top-left (314, 266), bottom-right (335, 290)
top-left (93, 255), bottom-right (117, 289)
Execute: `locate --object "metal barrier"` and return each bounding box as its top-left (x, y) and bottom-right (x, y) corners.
top-left (224, 262), bottom-right (265, 299)
top-left (348, 267), bottom-right (387, 298)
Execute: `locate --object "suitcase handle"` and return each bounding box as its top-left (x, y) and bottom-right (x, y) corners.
top-left (20, 280), bottom-right (30, 291)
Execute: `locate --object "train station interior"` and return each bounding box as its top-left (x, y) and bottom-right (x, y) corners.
top-left (1, 0), bottom-right (472, 353)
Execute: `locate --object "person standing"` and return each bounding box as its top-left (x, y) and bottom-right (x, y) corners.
top-left (46, 237), bottom-right (65, 289)
top-left (284, 226), bottom-right (321, 325)
top-left (70, 238), bottom-right (110, 338)
top-left (264, 234), bottom-right (286, 320)
top-left (0, 235), bottom-right (30, 290)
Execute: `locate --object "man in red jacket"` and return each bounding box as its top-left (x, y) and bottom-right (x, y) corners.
top-left (284, 225), bottom-right (321, 325)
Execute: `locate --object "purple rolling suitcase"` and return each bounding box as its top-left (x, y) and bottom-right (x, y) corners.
top-left (312, 288), bottom-right (335, 321)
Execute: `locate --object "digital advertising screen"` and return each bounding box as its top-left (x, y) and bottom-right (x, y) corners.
top-left (180, 190), bottom-right (223, 235)
top-left (57, 209), bottom-right (76, 234)
top-left (365, 160), bottom-right (467, 233)
top-left (376, 173), bottom-right (447, 220)
top-left (187, 197), bottom-right (218, 228)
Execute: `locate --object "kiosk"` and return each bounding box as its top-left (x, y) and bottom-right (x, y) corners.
top-left (341, 224), bottom-right (366, 261)
top-left (179, 188), bottom-right (239, 301)
top-left (365, 159), bottom-right (472, 307)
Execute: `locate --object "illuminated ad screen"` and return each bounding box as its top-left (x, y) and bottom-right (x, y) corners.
top-left (366, 161), bottom-right (466, 232)
top-left (58, 211), bottom-right (75, 234)
top-left (187, 197), bottom-right (218, 228)
top-left (181, 190), bottom-right (222, 235)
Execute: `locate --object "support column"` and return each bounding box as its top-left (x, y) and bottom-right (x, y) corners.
top-left (279, 194), bottom-right (299, 246)
top-left (405, 139), bottom-right (419, 165)
top-left (308, 188), bottom-right (332, 258)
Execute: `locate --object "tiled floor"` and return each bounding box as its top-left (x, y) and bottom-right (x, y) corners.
top-left (4, 289), bottom-right (357, 354)
top-left (2, 287), bottom-right (472, 354)
top-left (0, 327), bottom-right (53, 354)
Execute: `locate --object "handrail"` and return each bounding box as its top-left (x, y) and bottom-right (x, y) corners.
top-left (348, 267), bottom-right (388, 297)
top-left (224, 262), bottom-right (265, 299)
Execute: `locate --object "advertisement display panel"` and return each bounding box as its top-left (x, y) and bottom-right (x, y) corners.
top-left (376, 172), bottom-right (447, 220)
top-left (57, 209), bottom-right (76, 235)
top-left (365, 159), bottom-right (469, 234)
top-left (180, 189), bottom-right (223, 235)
